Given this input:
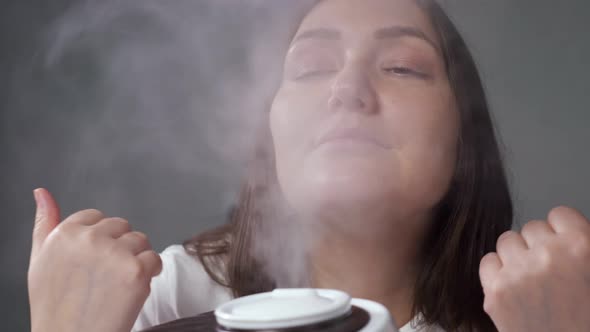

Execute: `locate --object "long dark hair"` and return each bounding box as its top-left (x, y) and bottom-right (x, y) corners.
top-left (184, 1), bottom-right (512, 331)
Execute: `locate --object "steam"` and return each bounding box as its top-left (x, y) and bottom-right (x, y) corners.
top-left (44, 1), bottom-right (273, 194)
top-left (37, 0), bottom-right (318, 285)
top-left (252, 184), bottom-right (314, 288)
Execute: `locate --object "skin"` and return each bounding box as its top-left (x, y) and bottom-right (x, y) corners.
top-left (480, 206), bottom-right (590, 331)
top-left (270, 0), bottom-right (590, 330)
top-left (27, 0), bottom-right (590, 331)
top-left (270, 0), bottom-right (457, 326)
top-left (271, 0), bottom-right (457, 230)
top-left (28, 188), bottom-right (162, 332)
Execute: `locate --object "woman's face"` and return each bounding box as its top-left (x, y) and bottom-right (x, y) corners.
top-left (270, 0), bottom-right (459, 223)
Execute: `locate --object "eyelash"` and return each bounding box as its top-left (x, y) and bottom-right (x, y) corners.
top-left (293, 66), bottom-right (429, 80)
top-left (383, 66), bottom-right (428, 79)
top-left (295, 69), bottom-right (335, 80)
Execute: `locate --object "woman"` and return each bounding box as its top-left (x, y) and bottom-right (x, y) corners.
top-left (27, 0), bottom-right (590, 331)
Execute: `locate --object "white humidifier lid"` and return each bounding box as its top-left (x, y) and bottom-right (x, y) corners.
top-left (214, 288), bottom-right (351, 330)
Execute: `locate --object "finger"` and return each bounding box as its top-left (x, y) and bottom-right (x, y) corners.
top-left (521, 220), bottom-right (556, 248)
top-left (117, 232), bottom-right (150, 255)
top-left (32, 188), bottom-right (61, 257)
top-left (62, 209), bottom-right (105, 226)
top-left (137, 250), bottom-right (163, 277)
top-left (479, 252), bottom-right (502, 292)
top-left (92, 217), bottom-right (132, 238)
top-left (496, 230), bottom-right (528, 265)
top-left (547, 206), bottom-right (590, 235)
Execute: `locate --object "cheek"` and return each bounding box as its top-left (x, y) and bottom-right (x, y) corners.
top-left (269, 85), bottom-right (326, 195)
top-left (381, 78), bottom-right (458, 148)
top-left (270, 83), bottom-right (329, 156)
top-left (384, 86), bottom-right (459, 205)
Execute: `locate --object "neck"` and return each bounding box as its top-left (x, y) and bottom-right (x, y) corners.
top-left (306, 209), bottom-right (431, 327)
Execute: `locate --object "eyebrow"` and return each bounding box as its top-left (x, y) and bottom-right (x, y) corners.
top-left (292, 25), bottom-right (440, 53)
top-left (375, 26), bottom-right (440, 53)
top-left (293, 28), bottom-right (342, 43)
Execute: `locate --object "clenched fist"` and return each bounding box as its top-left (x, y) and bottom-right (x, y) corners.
top-left (27, 188), bottom-right (162, 332)
top-left (480, 206), bottom-right (590, 331)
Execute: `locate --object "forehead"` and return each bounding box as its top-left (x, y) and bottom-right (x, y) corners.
top-left (294, 0), bottom-right (438, 45)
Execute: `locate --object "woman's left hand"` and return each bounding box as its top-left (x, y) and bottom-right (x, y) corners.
top-left (479, 206), bottom-right (590, 332)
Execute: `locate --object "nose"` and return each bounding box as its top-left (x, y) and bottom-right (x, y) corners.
top-left (328, 64), bottom-right (378, 114)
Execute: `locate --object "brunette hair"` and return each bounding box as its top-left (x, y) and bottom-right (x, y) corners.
top-left (184, 1), bottom-right (512, 331)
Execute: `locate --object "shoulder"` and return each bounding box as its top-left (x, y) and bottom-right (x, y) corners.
top-left (399, 315), bottom-right (446, 332)
top-left (399, 323), bottom-right (446, 332)
top-left (132, 245), bottom-right (233, 331)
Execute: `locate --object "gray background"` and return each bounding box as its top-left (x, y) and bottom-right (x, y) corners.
top-left (1, 0), bottom-right (588, 330)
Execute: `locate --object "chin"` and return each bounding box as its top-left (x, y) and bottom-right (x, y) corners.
top-left (276, 153), bottom-right (403, 217)
top-left (291, 166), bottom-right (397, 215)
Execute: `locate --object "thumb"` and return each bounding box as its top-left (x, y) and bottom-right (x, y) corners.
top-left (31, 188), bottom-right (61, 257)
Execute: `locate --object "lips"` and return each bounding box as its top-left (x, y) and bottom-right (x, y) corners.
top-left (316, 127), bottom-right (392, 149)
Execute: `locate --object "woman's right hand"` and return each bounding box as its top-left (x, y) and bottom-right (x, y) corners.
top-left (28, 188), bottom-right (163, 332)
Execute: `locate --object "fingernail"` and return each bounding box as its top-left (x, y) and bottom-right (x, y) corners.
top-left (33, 188), bottom-right (45, 211)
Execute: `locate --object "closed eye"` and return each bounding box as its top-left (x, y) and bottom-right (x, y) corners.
top-left (383, 66), bottom-right (429, 79)
top-left (295, 69), bottom-right (336, 80)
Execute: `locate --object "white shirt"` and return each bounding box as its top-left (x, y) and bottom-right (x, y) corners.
top-left (132, 245), bottom-right (444, 332)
